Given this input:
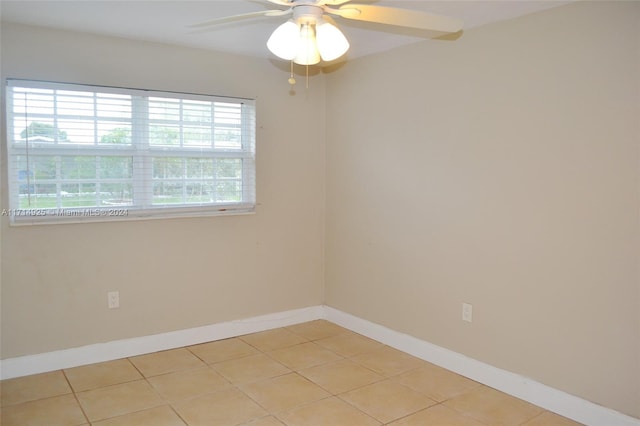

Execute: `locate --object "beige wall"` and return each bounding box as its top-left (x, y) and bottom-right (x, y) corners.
top-left (0, 24), bottom-right (326, 358)
top-left (325, 1), bottom-right (639, 418)
top-left (2, 0), bottom-right (639, 420)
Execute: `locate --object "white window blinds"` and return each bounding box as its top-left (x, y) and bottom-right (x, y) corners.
top-left (5, 79), bottom-right (256, 225)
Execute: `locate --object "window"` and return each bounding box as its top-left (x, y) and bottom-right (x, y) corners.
top-left (5, 79), bottom-right (256, 225)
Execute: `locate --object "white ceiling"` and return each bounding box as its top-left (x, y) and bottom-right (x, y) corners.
top-left (0, 0), bottom-right (570, 61)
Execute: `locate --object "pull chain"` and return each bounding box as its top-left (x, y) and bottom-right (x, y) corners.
top-left (288, 60), bottom-right (296, 86)
top-left (287, 61), bottom-right (309, 90)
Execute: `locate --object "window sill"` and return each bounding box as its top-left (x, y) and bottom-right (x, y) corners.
top-left (5, 204), bottom-right (256, 226)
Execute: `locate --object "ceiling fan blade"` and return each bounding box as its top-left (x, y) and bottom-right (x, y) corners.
top-left (190, 9), bottom-right (291, 29)
top-left (320, 0), bottom-right (353, 5)
top-left (334, 4), bottom-right (463, 33)
top-left (265, 0), bottom-right (294, 5)
top-left (322, 14), bottom-right (339, 26)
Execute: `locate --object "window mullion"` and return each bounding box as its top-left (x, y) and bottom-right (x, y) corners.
top-left (95, 156), bottom-right (100, 207)
top-left (55, 156), bottom-right (62, 209)
top-left (93, 93), bottom-right (98, 146)
top-left (182, 158), bottom-right (187, 204)
top-left (212, 158), bottom-right (218, 202)
top-left (180, 101), bottom-right (185, 203)
top-left (53, 90), bottom-right (59, 144)
top-left (132, 96), bottom-right (151, 208)
top-left (241, 103), bottom-right (255, 204)
top-left (180, 100), bottom-right (184, 148)
top-left (211, 102), bottom-right (216, 150)
top-left (6, 88), bottom-right (20, 210)
top-left (93, 94), bottom-right (100, 207)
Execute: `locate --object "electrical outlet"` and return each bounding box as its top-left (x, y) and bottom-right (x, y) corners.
top-left (462, 303), bottom-right (472, 322)
top-left (108, 291), bottom-right (120, 309)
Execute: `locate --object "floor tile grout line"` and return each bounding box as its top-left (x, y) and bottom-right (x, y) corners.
top-left (259, 341), bottom-right (348, 371)
top-left (183, 345), bottom-right (211, 365)
top-left (0, 371), bottom-right (74, 408)
top-left (520, 410), bottom-right (551, 426)
top-left (81, 380), bottom-right (166, 424)
top-left (334, 376), bottom-right (446, 424)
top-left (271, 394), bottom-right (369, 426)
top-left (60, 369), bottom-right (92, 425)
top-left (44, 358), bottom-right (146, 394)
top-left (185, 340), bottom-right (260, 366)
top-left (167, 404), bottom-right (189, 426)
top-left (377, 401), bottom-right (445, 426)
top-left (125, 356), bottom-right (147, 381)
top-left (238, 337), bottom-right (312, 354)
top-left (88, 404), bottom-right (174, 425)
top-left (333, 389), bottom-right (414, 425)
top-left (232, 377), bottom-right (289, 419)
top-left (233, 369), bottom-right (337, 418)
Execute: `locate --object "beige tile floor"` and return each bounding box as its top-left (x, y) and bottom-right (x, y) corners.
top-left (0, 320), bottom-right (583, 426)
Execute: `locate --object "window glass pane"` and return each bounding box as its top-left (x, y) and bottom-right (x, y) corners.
top-left (214, 103), bottom-right (241, 124)
top-left (100, 157), bottom-right (133, 179)
top-left (61, 156), bottom-right (96, 179)
top-left (183, 101), bottom-right (211, 123)
top-left (153, 157), bottom-right (183, 179)
top-left (58, 119), bottom-right (95, 144)
top-left (100, 183), bottom-right (133, 206)
top-left (183, 126), bottom-right (211, 147)
top-left (16, 156), bottom-right (35, 194)
top-left (216, 181), bottom-right (242, 202)
top-left (61, 183), bottom-right (96, 207)
top-left (214, 127), bottom-right (241, 149)
top-left (29, 156), bottom-right (57, 180)
top-left (153, 182), bottom-right (183, 205)
top-left (37, 183), bottom-right (57, 196)
top-left (216, 159), bottom-right (242, 178)
top-left (185, 183), bottom-right (212, 204)
top-left (99, 124), bottom-right (132, 145)
top-left (57, 91), bottom-right (94, 116)
top-left (12, 88), bottom-right (54, 115)
top-left (96, 93), bottom-right (131, 119)
top-left (14, 120), bottom-right (61, 143)
top-left (150, 125), bottom-right (180, 146)
top-left (186, 158), bottom-right (213, 179)
top-left (149, 97), bottom-right (180, 121)
top-left (32, 184), bottom-right (57, 207)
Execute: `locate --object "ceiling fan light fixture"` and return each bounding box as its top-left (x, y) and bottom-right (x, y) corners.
top-left (266, 19), bottom-right (299, 60)
top-left (316, 20), bottom-right (349, 62)
top-left (267, 4), bottom-right (348, 66)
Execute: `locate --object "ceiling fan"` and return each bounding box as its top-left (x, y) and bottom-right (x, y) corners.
top-left (191, 0), bottom-right (464, 66)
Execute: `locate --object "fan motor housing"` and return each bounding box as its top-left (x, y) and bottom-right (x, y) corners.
top-left (292, 4), bottom-right (324, 24)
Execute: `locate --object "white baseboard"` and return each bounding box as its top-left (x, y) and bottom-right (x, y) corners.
top-left (0, 305), bottom-right (324, 380)
top-left (1, 304), bottom-right (637, 426)
top-left (322, 306), bottom-right (640, 426)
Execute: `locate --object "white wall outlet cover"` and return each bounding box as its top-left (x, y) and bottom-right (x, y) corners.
top-left (462, 302), bottom-right (473, 322)
top-left (108, 291), bottom-right (120, 309)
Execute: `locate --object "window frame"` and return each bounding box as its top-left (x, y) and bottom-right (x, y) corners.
top-left (4, 79), bottom-right (256, 225)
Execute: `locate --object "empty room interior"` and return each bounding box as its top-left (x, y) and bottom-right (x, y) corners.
top-left (0, 1), bottom-right (639, 425)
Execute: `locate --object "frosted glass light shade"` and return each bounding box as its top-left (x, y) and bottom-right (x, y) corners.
top-left (267, 20), bottom-right (299, 60)
top-left (294, 23), bottom-right (320, 65)
top-left (267, 18), bottom-right (348, 65)
top-left (316, 21), bottom-right (349, 61)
